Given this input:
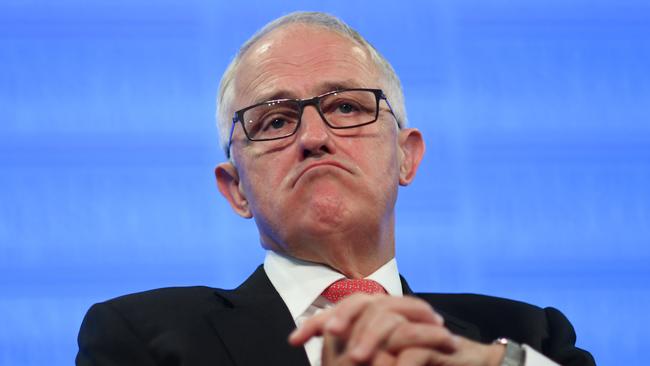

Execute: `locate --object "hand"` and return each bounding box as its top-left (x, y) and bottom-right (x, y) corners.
top-left (289, 294), bottom-right (506, 366)
top-left (321, 332), bottom-right (505, 366)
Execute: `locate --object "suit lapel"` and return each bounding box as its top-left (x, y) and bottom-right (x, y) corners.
top-left (207, 266), bottom-right (310, 366)
top-left (400, 275), bottom-right (482, 341)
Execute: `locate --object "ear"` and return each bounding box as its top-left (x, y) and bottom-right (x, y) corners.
top-left (215, 162), bottom-right (253, 218)
top-left (397, 128), bottom-right (425, 186)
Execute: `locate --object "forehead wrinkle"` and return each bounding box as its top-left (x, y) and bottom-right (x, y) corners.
top-left (235, 67), bottom-right (299, 108)
top-left (234, 27), bottom-right (381, 110)
top-left (237, 57), bottom-right (378, 106)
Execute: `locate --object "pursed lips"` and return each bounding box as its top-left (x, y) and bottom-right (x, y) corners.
top-left (292, 161), bottom-right (350, 188)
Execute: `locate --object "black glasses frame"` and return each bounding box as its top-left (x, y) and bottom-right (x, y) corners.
top-left (226, 88), bottom-right (398, 158)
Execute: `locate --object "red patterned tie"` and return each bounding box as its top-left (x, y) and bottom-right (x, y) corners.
top-left (321, 279), bottom-right (386, 303)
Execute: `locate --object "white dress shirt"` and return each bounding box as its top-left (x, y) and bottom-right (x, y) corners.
top-left (263, 250), bottom-right (557, 366)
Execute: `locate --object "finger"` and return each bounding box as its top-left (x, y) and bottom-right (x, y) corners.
top-left (322, 293), bottom-right (378, 334)
top-left (371, 350), bottom-right (396, 366)
top-left (290, 294), bottom-right (379, 346)
top-left (345, 295), bottom-right (444, 352)
top-left (346, 296), bottom-right (445, 362)
top-left (322, 332), bottom-right (364, 366)
top-left (394, 348), bottom-right (448, 366)
top-left (289, 308), bottom-right (334, 346)
top-left (321, 332), bottom-right (346, 366)
top-left (290, 293), bottom-right (445, 347)
top-left (360, 296), bottom-right (444, 325)
top-left (326, 294), bottom-right (444, 338)
top-left (347, 310), bottom-right (405, 362)
top-left (343, 295), bottom-right (443, 333)
top-left (385, 323), bottom-right (457, 354)
top-left (399, 296), bottom-right (445, 326)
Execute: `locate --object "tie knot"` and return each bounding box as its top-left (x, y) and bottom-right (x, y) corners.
top-left (321, 279), bottom-right (386, 304)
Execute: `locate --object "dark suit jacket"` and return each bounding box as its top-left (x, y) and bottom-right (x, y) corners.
top-left (76, 266), bottom-right (595, 366)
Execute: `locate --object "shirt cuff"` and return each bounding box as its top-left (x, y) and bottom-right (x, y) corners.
top-left (523, 344), bottom-right (559, 366)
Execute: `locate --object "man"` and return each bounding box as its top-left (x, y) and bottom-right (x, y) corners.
top-left (76, 12), bottom-right (595, 366)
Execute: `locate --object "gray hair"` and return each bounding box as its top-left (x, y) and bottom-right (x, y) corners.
top-left (216, 11), bottom-right (408, 158)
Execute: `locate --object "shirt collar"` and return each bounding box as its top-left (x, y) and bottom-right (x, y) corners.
top-left (264, 250), bottom-right (403, 321)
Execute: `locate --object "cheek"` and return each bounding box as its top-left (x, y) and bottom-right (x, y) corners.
top-left (346, 144), bottom-right (400, 209)
top-left (375, 147), bottom-right (402, 201)
top-left (240, 159), bottom-right (287, 211)
top-left (360, 137), bottom-right (400, 180)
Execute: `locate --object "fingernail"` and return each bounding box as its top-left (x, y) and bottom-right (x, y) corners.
top-left (289, 328), bottom-right (301, 340)
top-left (435, 313), bottom-right (444, 324)
top-left (350, 345), bottom-right (367, 360)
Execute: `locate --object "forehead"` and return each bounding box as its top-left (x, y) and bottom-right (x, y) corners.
top-left (233, 24), bottom-right (380, 108)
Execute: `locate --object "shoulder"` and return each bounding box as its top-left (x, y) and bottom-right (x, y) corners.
top-left (81, 286), bottom-right (230, 337)
top-left (102, 286), bottom-right (224, 309)
top-left (77, 287), bottom-right (237, 365)
top-left (90, 285), bottom-right (230, 316)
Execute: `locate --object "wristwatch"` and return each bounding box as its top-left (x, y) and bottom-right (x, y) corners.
top-left (494, 338), bottom-right (525, 366)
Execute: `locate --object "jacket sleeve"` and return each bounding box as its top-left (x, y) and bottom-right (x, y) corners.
top-left (542, 307), bottom-right (596, 366)
top-left (76, 302), bottom-right (158, 366)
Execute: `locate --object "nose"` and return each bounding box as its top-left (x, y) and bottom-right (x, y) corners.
top-left (297, 105), bottom-right (335, 159)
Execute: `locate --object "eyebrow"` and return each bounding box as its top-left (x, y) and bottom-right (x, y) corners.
top-left (250, 80), bottom-right (365, 105)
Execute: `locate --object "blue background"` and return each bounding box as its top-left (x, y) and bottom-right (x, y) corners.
top-left (1, 1), bottom-right (649, 365)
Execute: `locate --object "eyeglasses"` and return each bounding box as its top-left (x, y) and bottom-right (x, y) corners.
top-left (227, 88), bottom-right (398, 157)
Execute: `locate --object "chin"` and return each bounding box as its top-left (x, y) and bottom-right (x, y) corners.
top-left (305, 193), bottom-right (352, 228)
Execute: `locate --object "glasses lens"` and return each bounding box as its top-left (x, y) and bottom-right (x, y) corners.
top-left (242, 100), bottom-right (300, 140)
top-left (320, 90), bottom-right (378, 127)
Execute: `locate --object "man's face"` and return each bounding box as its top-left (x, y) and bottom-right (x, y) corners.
top-left (217, 24), bottom-right (423, 270)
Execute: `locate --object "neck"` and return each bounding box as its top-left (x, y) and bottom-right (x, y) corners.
top-left (262, 214), bottom-right (396, 278)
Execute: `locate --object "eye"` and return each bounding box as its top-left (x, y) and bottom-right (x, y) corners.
top-left (337, 103), bottom-right (358, 114)
top-left (260, 116), bottom-right (295, 133)
top-left (269, 118), bottom-right (286, 130)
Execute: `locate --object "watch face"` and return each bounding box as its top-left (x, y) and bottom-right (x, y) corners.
top-left (493, 338), bottom-right (524, 366)
top-left (503, 341), bottom-right (525, 366)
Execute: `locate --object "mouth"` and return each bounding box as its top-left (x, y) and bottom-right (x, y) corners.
top-left (292, 161), bottom-right (349, 188)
